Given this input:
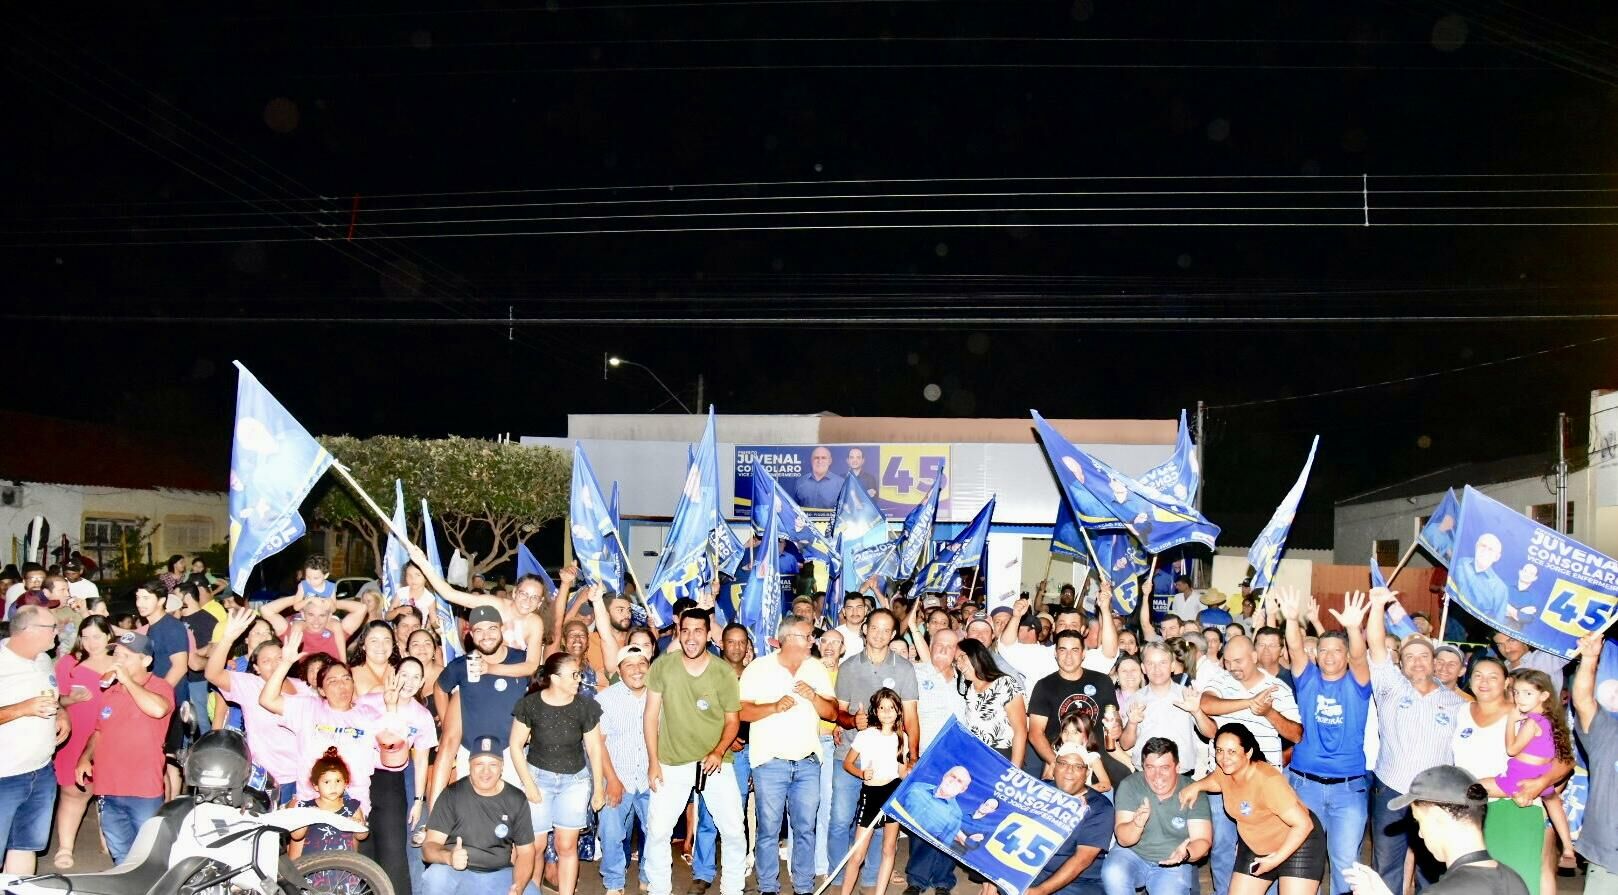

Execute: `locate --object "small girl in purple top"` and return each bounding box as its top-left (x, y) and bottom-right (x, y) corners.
top-left (1484, 668), bottom-right (1575, 870)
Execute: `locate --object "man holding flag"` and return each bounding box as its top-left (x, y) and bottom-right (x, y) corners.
top-left (1247, 437), bottom-right (1319, 594)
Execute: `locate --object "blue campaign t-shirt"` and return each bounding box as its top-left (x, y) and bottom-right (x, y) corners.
top-left (438, 649), bottom-right (528, 748)
top-left (145, 614), bottom-right (192, 680)
top-left (1289, 661), bottom-right (1372, 778)
top-left (1032, 787), bottom-right (1114, 889)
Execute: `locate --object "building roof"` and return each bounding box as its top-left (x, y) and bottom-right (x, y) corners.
top-left (568, 413), bottom-right (1177, 445)
top-left (1335, 450), bottom-right (1585, 507)
top-left (0, 411), bottom-right (222, 492)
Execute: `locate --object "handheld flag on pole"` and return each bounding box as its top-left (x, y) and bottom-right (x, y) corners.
top-left (827, 472), bottom-right (889, 618)
top-left (1031, 410), bottom-right (1218, 554)
top-left (898, 475), bottom-right (943, 580)
top-left (420, 499), bottom-right (445, 578)
top-left (1089, 530), bottom-right (1150, 614)
top-left (417, 499), bottom-right (462, 662)
top-left (1417, 488), bottom-right (1461, 566)
top-left (1370, 544), bottom-right (1419, 638)
top-left (1137, 409), bottom-right (1201, 506)
top-left (738, 494), bottom-right (784, 656)
top-left (647, 408), bottom-right (724, 626)
top-left (608, 482), bottom-right (622, 542)
top-left (227, 362), bottom-right (336, 596)
top-left (1445, 485), bottom-right (1618, 658)
top-left (751, 464), bottom-right (835, 564)
top-left (570, 443), bottom-right (628, 594)
top-left (1246, 436), bottom-right (1320, 592)
top-left (516, 543), bottom-right (557, 598)
top-left (1050, 499), bottom-right (1087, 560)
top-left (918, 497), bottom-right (996, 595)
top-left (380, 479), bottom-right (408, 601)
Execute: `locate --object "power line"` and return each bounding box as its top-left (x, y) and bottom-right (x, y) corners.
top-left (7, 313), bottom-right (1617, 326)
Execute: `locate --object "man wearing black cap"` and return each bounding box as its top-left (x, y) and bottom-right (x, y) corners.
top-left (1344, 765), bottom-right (1529, 895)
top-left (422, 736), bottom-right (535, 895)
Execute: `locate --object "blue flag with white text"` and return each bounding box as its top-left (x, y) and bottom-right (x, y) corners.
top-left (899, 477), bottom-right (943, 580)
top-left (1370, 545), bottom-right (1419, 638)
top-left (1032, 411), bottom-right (1218, 554)
top-left (608, 482), bottom-right (622, 542)
top-left (751, 464), bottom-right (835, 565)
top-left (570, 443), bottom-right (628, 593)
top-left (1089, 531), bottom-right (1149, 614)
top-left (919, 497), bottom-right (995, 595)
top-left (1137, 409), bottom-right (1201, 506)
top-left (227, 362), bottom-right (336, 595)
top-left (829, 472), bottom-right (889, 612)
top-left (647, 409), bottom-right (724, 626)
top-left (1446, 486), bottom-right (1618, 658)
top-left (739, 488), bottom-right (784, 656)
top-left (1247, 436), bottom-right (1319, 592)
top-left (1417, 489), bottom-right (1461, 567)
top-left (381, 479), bottom-right (409, 601)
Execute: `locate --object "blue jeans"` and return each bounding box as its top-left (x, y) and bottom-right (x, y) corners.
top-left (423, 864), bottom-right (513, 895)
top-left (1208, 793), bottom-right (1236, 895)
top-left (786, 735), bottom-right (836, 875)
top-left (694, 746), bottom-right (750, 885)
top-left (0, 765), bottom-right (56, 855)
top-left (1371, 775), bottom-right (1439, 895)
top-left (186, 679), bottom-right (213, 736)
top-left (99, 795), bottom-right (164, 865)
top-left (1101, 845), bottom-right (1196, 895)
top-left (905, 839), bottom-right (958, 892)
top-left (829, 753), bottom-right (884, 888)
top-left (753, 754), bottom-right (821, 895)
top-left (598, 789), bottom-right (652, 891)
top-left (1287, 770), bottom-right (1369, 895)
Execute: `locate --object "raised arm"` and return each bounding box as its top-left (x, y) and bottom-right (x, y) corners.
top-left (1096, 581), bottom-right (1118, 661)
top-left (258, 595), bottom-right (299, 636)
top-left (1138, 586), bottom-right (1158, 642)
top-left (204, 608), bottom-right (257, 690)
top-left (1365, 586), bottom-right (1393, 666)
top-left (1280, 587), bottom-right (1309, 679)
top-left (1572, 632), bottom-right (1602, 734)
top-left (909, 609), bottom-right (933, 666)
top-left (1328, 591), bottom-right (1372, 683)
top-left (1000, 598), bottom-right (1029, 647)
top-left (403, 542), bottom-right (500, 611)
top-left (258, 627), bottom-right (304, 716)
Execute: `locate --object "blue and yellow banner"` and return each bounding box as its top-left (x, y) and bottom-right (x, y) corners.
top-left (1136, 409), bottom-right (1201, 506)
top-left (1446, 485), bottom-right (1618, 658)
top-left (735, 443), bottom-right (950, 518)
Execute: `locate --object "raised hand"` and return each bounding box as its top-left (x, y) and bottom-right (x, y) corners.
top-left (1368, 587), bottom-right (1396, 610)
top-left (1577, 631), bottom-right (1604, 662)
top-left (224, 607), bottom-right (258, 641)
top-left (1128, 701), bottom-right (1146, 726)
top-left (1276, 586), bottom-right (1305, 622)
top-left (559, 565), bottom-right (578, 588)
top-left (1132, 798), bottom-right (1151, 828)
top-left (1330, 591), bottom-right (1370, 630)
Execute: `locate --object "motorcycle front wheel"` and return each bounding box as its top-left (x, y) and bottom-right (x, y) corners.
top-left (284, 851), bottom-right (395, 895)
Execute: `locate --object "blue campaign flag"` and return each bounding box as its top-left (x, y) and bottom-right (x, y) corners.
top-left (828, 472), bottom-right (890, 610)
top-left (417, 498), bottom-right (461, 662)
top-left (849, 540), bottom-right (901, 595)
top-left (1050, 499), bottom-right (1087, 560)
top-left (647, 408), bottom-right (724, 626)
top-left (884, 718), bottom-right (1092, 895)
top-left (1031, 411), bottom-right (1218, 555)
top-left (918, 497), bottom-right (996, 595)
top-left (751, 463), bottom-right (835, 564)
top-left (1370, 544), bottom-right (1419, 638)
top-left (899, 476), bottom-right (943, 579)
top-left (1089, 531), bottom-right (1150, 615)
top-left (1137, 409), bottom-right (1201, 506)
top-left (570, 443), bottom-right (628, 593)
top-left (738, 488), bottom-right (784, 656)
top-left (516, 543), bottom-right (557, 598)
top-left (1417, 489), bottom-right (1461, 567)
top-left (1246, 436), bottom-right (1319, 592)
top-left (380, 479), bottom-right (408, 601)
top-left (608, 482), bottom-right (622, 541)
top-left (1447, 485), bottom-right (1618, 658)
top-left (227, 362), bottom-right (336, 595)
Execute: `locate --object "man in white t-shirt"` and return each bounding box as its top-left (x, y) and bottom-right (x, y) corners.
top-left (1165, 575), bottom-right (1201, 623)
top-left (833, 595), bottom-right (868, 664)
top-left (62, 561), bottom-right (98, 603)
top-left (996, 598), bottom-right (1056, 691)
top-left (0, 605), bottom-right (71, 874)
top-left (739, 616), bottom-right (836, 895)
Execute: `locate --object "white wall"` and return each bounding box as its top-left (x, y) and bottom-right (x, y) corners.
top-left (1332, 469), bottom-right (1587, 564)
top-left (0, 481), bottom-right (228, 570)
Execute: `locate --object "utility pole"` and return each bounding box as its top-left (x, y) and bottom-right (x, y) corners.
top-left (1556, 412), bottom-right (1569, 533)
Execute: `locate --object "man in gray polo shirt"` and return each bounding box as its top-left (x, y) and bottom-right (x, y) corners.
top-left (830, 609), bottom-right (919, 889)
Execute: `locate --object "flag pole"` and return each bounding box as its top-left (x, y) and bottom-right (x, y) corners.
top-left (810, 812), bottom-right (887, 895)
top-left (604, 529), bottom-right (655, 622)
top-left (1383, 540), bottom-right (1421, 585)
top-left (331, 463), bottom-right (410, 543)
top-left (1076, 525), bottom-right (1104, 603)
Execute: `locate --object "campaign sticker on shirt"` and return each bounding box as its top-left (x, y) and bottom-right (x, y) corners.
top-left (882, 678), bottom-right (896, 689)
top-left (1170, 816), bottom-right (1186, 830)
top-left (495, 823), bottom-right (509, 838)
top-left (696, 698), bottom-right (710, 711)
top-left (1083, 685), bottom-right (1097, 697)
top-left (100, 705), bottom-right (113, 720)
top-left (1398, 696), bottom-right (1413, 711)
top-left (1459, 726), bottom-right (1474, 739)
top-left (1238, 801), bottom-right (1252, 817)
top-left (494, 679), bottom-right (508, 692)
top-left (320, 629), bottom-right (332, 639)
top-left (48, 674), bottom-right (57, 689)
top-left (1434, 712), bottom-right (1452, 727)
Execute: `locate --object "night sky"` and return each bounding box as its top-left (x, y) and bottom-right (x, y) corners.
top-left (8, 2), bottom-right (1618, 548)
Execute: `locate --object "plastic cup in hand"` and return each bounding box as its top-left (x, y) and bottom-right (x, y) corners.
top-left (467, 654), bottom-right (484, 683)
top-left (100, 672), bottom-right (117, 689)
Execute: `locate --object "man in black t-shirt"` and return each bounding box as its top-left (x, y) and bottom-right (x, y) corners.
top-left (1345, 765), bottom-right (1528, 895)
top-left (1027, 630), bottom-right (1118, 776)
top-left (422, 737), bottom-right (536, 895)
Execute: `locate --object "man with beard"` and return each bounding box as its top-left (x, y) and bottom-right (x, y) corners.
top-left (690, 623), bottom-right (754, 895)
top-left (1028, 630), bottom-right (1119, 776)
top-left (408, 542), bottom-right (550, 677)
top-left (432, 605), bottom-right (531, 798)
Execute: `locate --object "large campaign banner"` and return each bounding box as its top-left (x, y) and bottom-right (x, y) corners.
top-left (883, 719), bottom-right (1088, 895)
top-left (734, 444), bottom-right (950, 518)
top-left (1446, 486), bottom-right (1618, 658)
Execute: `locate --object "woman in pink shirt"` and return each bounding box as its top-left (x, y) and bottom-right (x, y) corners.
top-left (259, 627), bottom-right (383, 814)
top-left (206, 609), bottom-right (309, 805)
top-left (50, 616), bottom-right (115, 869)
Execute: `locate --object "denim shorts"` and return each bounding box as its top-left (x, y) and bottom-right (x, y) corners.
top-left (528, 765), bottom-right (591, 833)
top-left (0, 765), bottom-right (57, 853)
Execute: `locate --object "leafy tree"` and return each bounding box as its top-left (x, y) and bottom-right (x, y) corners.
top-left (312, 435), bottom-right (570, 579)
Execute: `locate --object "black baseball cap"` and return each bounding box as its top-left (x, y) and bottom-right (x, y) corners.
top-left (1388, 765), bottom-right (1486, 811)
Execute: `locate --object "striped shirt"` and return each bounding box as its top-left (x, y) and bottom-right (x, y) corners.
top-left (1201, 667), bottom-right (1299, 766)
top-left (597, 681), bottom-right (649, 792)
top-left (1369, 658), bottom-right (1466, 793)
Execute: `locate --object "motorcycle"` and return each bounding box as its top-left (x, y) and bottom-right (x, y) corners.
top-left (0, 731), bottom-right (393, 895)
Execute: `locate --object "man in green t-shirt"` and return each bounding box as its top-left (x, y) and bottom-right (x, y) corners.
top-left (1103, 737), bottom-right (1213, 895)
top-left (643, 608), bottom-right (743, 895)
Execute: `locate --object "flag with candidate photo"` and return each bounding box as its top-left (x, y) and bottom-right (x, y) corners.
top-left (1247, 436), bottom-right (1319, 592)
top-left (751, 463), bottom-right (835, 564)
top-left (227, 362), bottom-right (336, 595)
top-left (1137, 409), bottom-right (1201, 506)
top-left (1417, 489), bottom-right (1461, 567)
top-left (899, 476), bottom-right (943, 579)
top-left (570, 443), bottom-right (628, 593)
top-left (918, 497), bottom-right (995, 595)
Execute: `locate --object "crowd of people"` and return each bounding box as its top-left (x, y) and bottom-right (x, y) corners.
top-left (0, 551), bottom-right (1612, 895)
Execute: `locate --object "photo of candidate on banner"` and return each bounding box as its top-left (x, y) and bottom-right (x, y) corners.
top-left (1417, 488), bottom-right (1461, 566)
top-left (735, 443), bottom-right (950, 518)
top-left (1446, 485), bottom-right (1618, 657)
top-left (883, 718), bottom-right (1091, 895)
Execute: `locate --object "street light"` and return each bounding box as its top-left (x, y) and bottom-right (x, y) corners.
top-left (604, 353), bottom-right (694, 413)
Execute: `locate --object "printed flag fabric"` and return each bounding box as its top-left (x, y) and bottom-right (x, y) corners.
top-left (739, 487), bottom-right (784, 656)
top-left (516, 544), bottom-right (557, 598)
top-left (1369, 544), bottom-right (1419, 638)
top-left (1031, 411), bottom-right (1218, 555)
top-left (570, 443), bottom-right (627, 593)
top-left (381, 479), bottom-right (409, 601)
top-left (1417, 488), bottom-right (1461, 567)
top-left (883, 718), bottom-right (1091, 895)
top-left (1137, 409), bottom-right (1201, 506)
top-left (227, 362), bottom-right (335, 596)
top-left (1247, 436), bottom-right (1320, 592)
top-left (918, 497), bottom-right (996, 595)
top-left (1446, 485), bottom-right (1618, 658)
top-left (898, 475), bottom-right (944, 579)
top-left (647, 408), bottom-right (723, 627)
top-left (418, 499), bottom-right (462, 662)
top-left (752, 464), bottom-right (835, 565)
